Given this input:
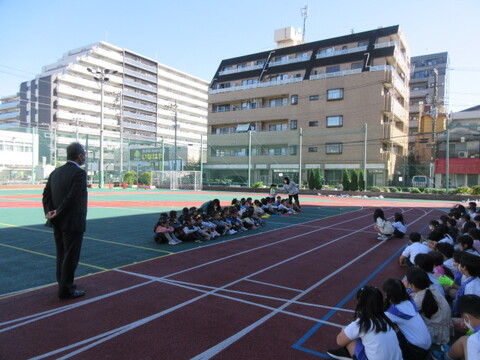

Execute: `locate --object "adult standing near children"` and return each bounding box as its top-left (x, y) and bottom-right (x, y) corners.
top-left (42, 142), bottom-right (88, 300)
top-left (282, 176), bottom-right (301, 210)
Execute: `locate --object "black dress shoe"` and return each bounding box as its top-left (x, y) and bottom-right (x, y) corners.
top-left (59, 290), bottom-right (85, 300)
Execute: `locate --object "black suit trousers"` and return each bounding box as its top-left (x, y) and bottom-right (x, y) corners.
top-left (53, 227), bottom-right (84, 297)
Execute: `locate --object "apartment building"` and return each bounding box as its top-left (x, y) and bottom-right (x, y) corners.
top-left (408, 52), bottom-right (449, 181)
top-left (16, 42), bottom-right (208, 176)
top-left (435, 105), bottom-right (480, 188)
top-left (206, 25), bottom-right (410, 187)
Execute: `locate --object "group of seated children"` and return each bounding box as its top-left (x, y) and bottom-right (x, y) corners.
top-left (328, 203), bottom-right (480, 359)
top-left (153, 195), bottom-right (300, 245)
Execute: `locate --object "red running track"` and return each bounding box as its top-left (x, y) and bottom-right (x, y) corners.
top-left (0, 206), bottom-right (444, 359)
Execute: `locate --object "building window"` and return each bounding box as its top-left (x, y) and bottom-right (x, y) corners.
top-left (326, 65), bottom-right (340, 74)
top-left (327, 88), bottom-right (344, 100)
top-left (326, 143), bottom-right (343, 154)
top-left (215, 104), bottom-right (231, 112)
top-left (308, 147), bottom-right (318, 152)
top-left (326, 115), bottom-right (343, 127)
top-left (290, 145), bottom-right (297, 155)
top-left (309, 121), bottom-right (318, 127)
top-left (290, 120), bottom-right (297, 130)
top-left (309, 95), bottom-right (319, 101)
top-left (269, 98), bottom-right (288, 107)
top-left (241, 101), bottom-right (257, 110)
top-left (358, 40), bottom-right (369, 47)
top-left (291, 94), bottom-right (298, 105)
top-left (268, 123), bottom-right (287, 131)
top-left (351, 62), bottom-right (363, 70)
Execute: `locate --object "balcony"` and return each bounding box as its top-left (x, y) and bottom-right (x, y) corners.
top-left (379, 66), bottom-right (408, 99)
top-left (124, 68), bottom-right (157, 84)
top-left (315, 45), bottom-right (367, 59)
top-left (385, 97), bottom-right (408, 122)
top-left (123, 110), bottom-right (156, 123)
top-left (209, 77), bottom-right (303, 94)
top-left (124, 79), bottom-right (157, 93)
top-left (0, 101), bottom-right (19, 110)
top-left (123, 121), bottom-right (156, 132)
top-left (309, 68), bottom-right (361, 80)
top-left (123, 100), bottom-right (156, 113)
top-left (269, 56), bottom-right (309, 67)
top-left (124, 57), bottom-right (158, 74)
top-left (123, 89), bottom-right (157, 103)
top-left (218, 64), bottom-right (264, 76)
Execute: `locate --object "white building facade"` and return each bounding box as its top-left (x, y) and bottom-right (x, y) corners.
top-left (16, 42), bottom-right (208, 176)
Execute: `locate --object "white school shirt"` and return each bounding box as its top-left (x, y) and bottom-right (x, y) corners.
top-left (438, 235), bottom-right (454, 246)
top-left (385, 300), bottom-right (432, 350)
top-left (467, 331), bottom-right (480, 360)
top-left (464, 277), bottom-right (480, 296)
top-left (402, 242), bottom-right (430, 264)
top-left (392, 221), bottom-right (407, 234)
top-left (343, 319), bottom-right (402, 360)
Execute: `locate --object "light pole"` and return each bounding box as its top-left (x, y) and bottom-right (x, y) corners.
top-left (87, 67), bottom-right (118, 188)
top-left (167, 100), bottom-right (179, 170)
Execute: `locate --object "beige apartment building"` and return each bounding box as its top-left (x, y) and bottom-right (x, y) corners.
top-left (205, 25), bottom-right (410, 188)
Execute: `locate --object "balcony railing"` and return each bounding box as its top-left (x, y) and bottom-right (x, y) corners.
top-left (315, 45), bottom-right (367, 59)
top-left (309, 68), bottom-right (362, 80)
top-left (268, 56), bottom-right (309, 67)
top-left (218, 64), bottom-right (264, 76)
top-left (209, 77), bottom-right (303, 94)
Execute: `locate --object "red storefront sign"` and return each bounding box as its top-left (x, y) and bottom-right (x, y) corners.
top-left (435, 158), bottom-right (480, 174)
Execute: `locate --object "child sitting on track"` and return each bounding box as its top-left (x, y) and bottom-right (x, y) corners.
top-left (414, 253), bottom-right (446, 297)
top-left (327, 286), bottom-right (402, 360)
top-left (406, 267), bottom-right (452, 346)
top-left (399, 232), bottom-right (430, 267)
top-left (392, 212), bottom-right (407, 238)
top-left (154, 217), bottom-right (182, 245)
top-left (439, 294), bottom-right (480, 360)
top-left (382, 278), bottom-right (431, 360)
top-left (373, 208), bottom-right (394, 241)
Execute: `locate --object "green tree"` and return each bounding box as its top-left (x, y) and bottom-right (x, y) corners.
top-left (342, 169), bottom-right (351, 191)
top-left (307, 169), bottom-right (315, 189)
top-left (358, 169), bottom-right (365, 191)
top-left (350, 169), bottom-right (359, 191)
top-left (314, 168), bottom-right (323, 190)
top-left (123, 171), bottom-right (136, 185)
top-left (138, 172), bottom-right (152, 185)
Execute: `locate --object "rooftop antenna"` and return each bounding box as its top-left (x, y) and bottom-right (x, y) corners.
top-left (301, 5), bottom-right (309, 42)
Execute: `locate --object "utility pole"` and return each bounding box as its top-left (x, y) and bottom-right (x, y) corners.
top-left (430, 68), bottom-right (439, 187)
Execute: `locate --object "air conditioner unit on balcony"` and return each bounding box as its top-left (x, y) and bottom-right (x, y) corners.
top-left (458, 151), bottom-right (468, 158)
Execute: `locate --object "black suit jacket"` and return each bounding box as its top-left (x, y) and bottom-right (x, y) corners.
top-left (42, 162), bottom-right (88, 232)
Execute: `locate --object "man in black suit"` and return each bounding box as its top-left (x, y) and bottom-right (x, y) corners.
top-left (42, 142), bottom-right (88, 299)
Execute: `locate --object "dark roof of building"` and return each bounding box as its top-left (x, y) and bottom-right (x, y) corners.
top-left (460, 105), bottom-right (480, 112)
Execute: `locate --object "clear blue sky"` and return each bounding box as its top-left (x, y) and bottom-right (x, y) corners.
top-left (0, 0), bottom-right (478, 112)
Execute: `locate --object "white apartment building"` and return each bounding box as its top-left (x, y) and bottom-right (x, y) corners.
top-left (17, 42), bottom-right (208, 175)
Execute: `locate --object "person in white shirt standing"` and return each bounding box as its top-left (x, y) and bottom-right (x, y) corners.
top-left (281, 177), bottom-right (301, 211)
